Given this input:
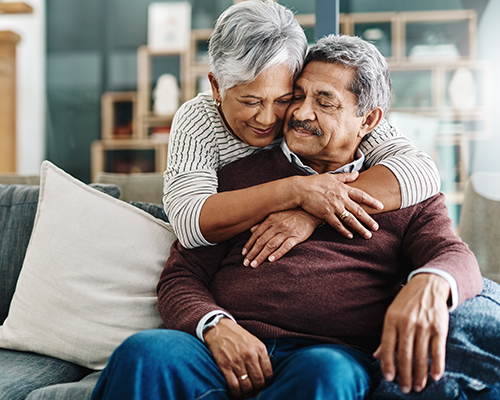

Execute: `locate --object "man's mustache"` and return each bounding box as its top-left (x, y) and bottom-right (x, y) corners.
top-left (288, 118), bottom-right (324, 137)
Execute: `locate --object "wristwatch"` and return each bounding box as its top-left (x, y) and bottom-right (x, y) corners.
top-left (202, 314), bottom-right (227, 333)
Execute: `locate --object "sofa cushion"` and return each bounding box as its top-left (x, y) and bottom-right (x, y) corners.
top-left (0, 185), bottom-right (39, 325)
top-left (25, 370), bottom-right (102, 400)
top-left (0, 161), bottom-right (176, 369)
top-left (0, 348), bottom-right (90, 400)
top-left (95, 172), bottom-right (164, 203)
top-left (0, 183), bottom-right (121, 325)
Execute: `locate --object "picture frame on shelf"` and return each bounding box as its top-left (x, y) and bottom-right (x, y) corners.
top-left (148, 2), bottom-right (192, 52)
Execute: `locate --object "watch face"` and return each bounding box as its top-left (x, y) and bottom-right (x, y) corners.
top-left (203, 314), bottom-right (226, 331)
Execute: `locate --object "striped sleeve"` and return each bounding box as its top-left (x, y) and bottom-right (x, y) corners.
top-left (163, 97), bottom-right (222, 248)
top-left (359, 119), bottom-right (441, 208)
top-left (163, 169), bottom-right (218, 248)
top-left (163, 92), bottom-right (277, 248)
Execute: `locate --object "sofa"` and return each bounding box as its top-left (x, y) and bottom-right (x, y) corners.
top-left (1, 161), bottom-right (500, 400)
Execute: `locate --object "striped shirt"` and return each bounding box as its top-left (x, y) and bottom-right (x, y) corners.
top-left (163, 91), bottom-right (440, 249)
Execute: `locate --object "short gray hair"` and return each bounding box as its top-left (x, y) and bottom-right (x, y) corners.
top-left (209, 0), bottom-right (308, 99)
top-left (305, 34), bottom-right (392, 116)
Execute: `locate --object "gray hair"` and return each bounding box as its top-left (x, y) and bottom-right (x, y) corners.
top-left (208, 0), bottom-right (308, 99)
top-left (305, 34), bottom-right (392, 116)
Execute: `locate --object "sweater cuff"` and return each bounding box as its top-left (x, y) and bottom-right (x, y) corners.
top-left (408, 268), bottom-right (459, 311)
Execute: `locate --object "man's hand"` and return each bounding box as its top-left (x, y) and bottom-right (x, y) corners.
top-left (296, 172), bottom-right (383, 240)
top-left (373, 273), bottom-right (450, 394)
top-left (204, 318), bottom-right (273, 399)
top-left (242, 208), bottom-right (321, 268)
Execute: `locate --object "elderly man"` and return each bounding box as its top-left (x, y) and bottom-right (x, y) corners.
top-left (91, 35), bottom-right (483, 400)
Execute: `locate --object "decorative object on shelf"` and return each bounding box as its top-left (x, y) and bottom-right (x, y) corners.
top-left (153, 73), bottom-right (180, 116)
top-left (148, 2), bottom-right (192, 52)
top-left (409, 44), bottom-right (460, 60)
top-left (449, 68), bottom-right (477, 110)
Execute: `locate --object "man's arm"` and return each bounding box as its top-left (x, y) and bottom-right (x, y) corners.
top-left (374, 194), bottom-right (483, 393)
top-left (157, 241), bottom-right (272, 399)
top-left (374, 273), bottom-right (450, 393)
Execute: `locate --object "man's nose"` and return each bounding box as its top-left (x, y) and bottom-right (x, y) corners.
top-left (292, 99), bottom-right (316, 122)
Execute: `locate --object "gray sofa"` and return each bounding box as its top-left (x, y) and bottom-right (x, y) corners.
top-left (0, 181), bottom-right (167, 400)
top-left (1, 180), bottom-right (500, 400)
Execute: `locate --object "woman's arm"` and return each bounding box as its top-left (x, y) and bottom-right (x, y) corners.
top-left (359, 119), bottom-right (441, 208)
top-left (199, 172), bottom-right (383, 244)
top-left (348, 164), bottom-right (401, 213)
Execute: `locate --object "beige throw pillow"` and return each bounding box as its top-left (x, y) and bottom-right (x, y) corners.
top-left (0, 161), bottom-right (176, 369)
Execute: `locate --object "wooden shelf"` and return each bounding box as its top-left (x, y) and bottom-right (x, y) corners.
top-left (136, 45), bottom-right (188, 138)
top-left (91, 139), bottom-right (168, 182)
top-left (0, 30), bottom-right (21, 172)
top-left (101, 92), bottom-right (137, 140)
top-left (0, 30), bottom-right (21, 43)
top-left (0, 2), bottom-right (33, 14)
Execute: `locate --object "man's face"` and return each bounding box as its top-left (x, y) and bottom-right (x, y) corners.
top-left (283, 61), bottom-right (366, 173)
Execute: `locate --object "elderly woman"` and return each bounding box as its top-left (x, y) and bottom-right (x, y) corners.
top-left (163, 0), bottom-right (439, 266)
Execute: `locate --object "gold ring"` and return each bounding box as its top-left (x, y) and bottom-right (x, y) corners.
top-left (239, 374), bottom-right (249, 381)
top-left (339, 210), bottom-right (350, 220)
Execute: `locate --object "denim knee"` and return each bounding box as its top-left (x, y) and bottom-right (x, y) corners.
top-left (93, 330), bottom-right (227, 400)
top-left (295, 346), bottom-right (371, 383)
top-left (269, 345), bottom-right (372, 400)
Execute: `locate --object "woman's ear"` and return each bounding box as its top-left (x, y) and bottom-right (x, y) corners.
top-left (359, 107), bottom-right (384, 138)
top-left (208, 73), bottom-right (221, 103)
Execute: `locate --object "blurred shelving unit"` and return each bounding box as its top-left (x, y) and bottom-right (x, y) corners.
top-left (91, 139), bottom-right (168, 183)
top-left (343, 9), bottom-right (489, 224)
top-left (92, 6), bottom-right (488, 220)
top-left (0, 2), bottom-right (32, 172)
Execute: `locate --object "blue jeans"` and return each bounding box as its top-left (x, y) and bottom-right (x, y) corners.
top-left (91, 330), bottom-right (374, 400)
top-left (370, 278), bottom-right (500, 400)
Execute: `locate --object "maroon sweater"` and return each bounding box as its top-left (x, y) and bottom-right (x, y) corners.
top-left (157, 146), bottom-right (482, 353)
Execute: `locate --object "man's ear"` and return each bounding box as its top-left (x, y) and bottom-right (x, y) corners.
top-left (208, 72), bottom-right (221, 103)
top-left (358, 107), bottom-right (384, 138)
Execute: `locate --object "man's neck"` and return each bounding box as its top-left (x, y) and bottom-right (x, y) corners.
top-left (280, 140), bottom-right (364, 175)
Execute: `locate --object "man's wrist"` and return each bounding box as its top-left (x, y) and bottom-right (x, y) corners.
top-left (203, 314), bottom-right (227, 334)
top-left (408, 268), bottom-right (458, 310)
top-left (196, 310), bottom-right (236, 342)
top-left (411, 273), bottom-right (451, 303)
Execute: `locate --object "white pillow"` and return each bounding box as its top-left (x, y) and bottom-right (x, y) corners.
top-left (0, 161), bottom-right (176, 369)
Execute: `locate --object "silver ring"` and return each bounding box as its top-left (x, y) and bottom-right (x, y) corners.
top-left (339, 210), bottom-right (350, 220)
top-left (239, 374), bottom-right (249, 381)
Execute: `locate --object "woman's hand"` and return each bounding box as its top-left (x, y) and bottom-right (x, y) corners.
top-left (296, 172), bottom-right (383, 239)
top-left (242, 208), bottom-right (321, 268)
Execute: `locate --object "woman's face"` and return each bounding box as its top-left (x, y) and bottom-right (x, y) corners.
top-left (210, 65), bottom-right (294, 147)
